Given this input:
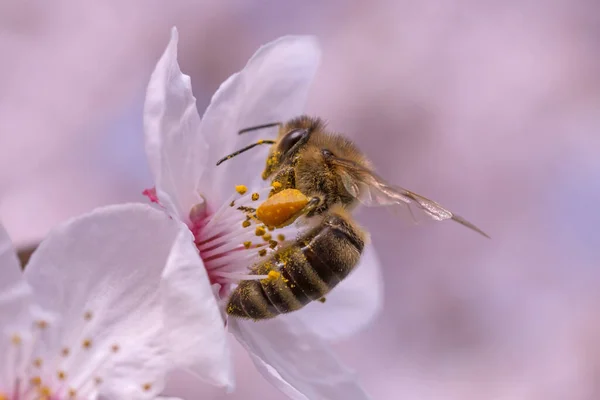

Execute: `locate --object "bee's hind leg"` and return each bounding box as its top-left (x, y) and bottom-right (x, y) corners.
top-left (278, 196), bottom-right (321, 227)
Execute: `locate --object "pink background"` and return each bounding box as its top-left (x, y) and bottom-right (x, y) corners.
top-left (2, 1), bottom-right (599, 399)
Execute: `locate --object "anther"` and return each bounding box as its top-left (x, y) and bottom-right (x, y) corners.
top-left (242, 220), bottom-right (251, 228)
top-left (251, 193), bottom-right (260, 201)
top-left (243, 241), bottom-right (252, 249)
top-left (111, 344), bottom-right (120, 353)
top-left (142, 383), bottom-right (153, 392)
top-left (255, 226), bottom-right (266, 236)
top-left (272, 181), bottom-right (282, 189)
top-left (84, 311), bottom-right (93, 321)
top-left (82, 339), bottom-right (92, 349)
top-left (30, 376), bottom-right (42, 386)
top-left (11, 334), bottom-right (22, 345)
top-left (258, 249), bottom-right (267, 257)
top-left (33, 358), bottom-right (43, 368)
top-left (62, 347), bottom-right (70, 357)
top-left (235, 185), bottom-right (248, 195)
top-left (262, 233), bottom-right (272, 241)
top-left (57, 370), bottom-right (67, 380)
top-left (39, 386), bottom-right (52, 398)
top-left (36, 320), bottom-right (48, 329)
top-left (277, 234), bottom-right (286, 241)
top-left (68, 389), bottom-right (77, 398)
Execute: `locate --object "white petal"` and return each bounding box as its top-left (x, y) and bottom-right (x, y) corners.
top-left (230, 317), bottom-right (371, 400)
top-left (284, 244), bottom-right (383, 341)
top-left (160, 228), bottom-right (233, 389)
top-left (0, 222), bottom-right (22, 287)
top-left (24, 204), bottom-right (229, 396)
top-left (0, 223), bottom-right (33, 391)
top-left (199, 36), bottom-right (321, 201)
top-left (144, 27), bottom-right (208, 222)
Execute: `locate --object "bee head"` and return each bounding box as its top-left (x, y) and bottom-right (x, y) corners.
top-left (261, 116), bottom-right (325, 179)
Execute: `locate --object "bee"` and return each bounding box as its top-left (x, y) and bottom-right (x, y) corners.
top-left (217, 115), bottom-right (488, 320)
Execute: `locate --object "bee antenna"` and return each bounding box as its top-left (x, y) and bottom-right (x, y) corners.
top-left (238, 122), bottom-right (282, 135)
top-left (216, 140), bottom-right (276, 166)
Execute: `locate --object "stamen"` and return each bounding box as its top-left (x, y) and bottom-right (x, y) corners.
top-left (192, 184), bottom-right (305, 290)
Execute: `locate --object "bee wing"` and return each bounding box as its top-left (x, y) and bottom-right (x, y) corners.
top-left (333, 157), bottom-right (489, 238)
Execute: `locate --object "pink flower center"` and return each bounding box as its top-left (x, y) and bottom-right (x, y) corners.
top-left (187, 186), bottom-right (297, 296)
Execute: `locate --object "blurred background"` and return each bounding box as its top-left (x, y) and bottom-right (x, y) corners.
top-left (2, 1), bottom-right (600, 399)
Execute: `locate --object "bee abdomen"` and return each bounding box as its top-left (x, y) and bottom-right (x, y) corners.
top-left (227, 212), bottom-right (365, 320)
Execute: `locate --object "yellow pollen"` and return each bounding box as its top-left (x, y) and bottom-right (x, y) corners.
top-left (62, 347), bottom-right (70, 357)
top-left (269, 240), bottom-right (278, 249)
top-left (318, 297), bottom-right (327, 303)
top-left (36, 320), bottom-right (48, 329)
top-left (251, 193), bottom-right (260, 201)
top-left (82, 338), bottom-right (92, 349)
top-left (111, 344), bottom-right (120, 353)
top-left (235, 185), bottom-right (248, 195)
top-left (243, 241), bottom-right (252, 249)
top-left (258, 249), bottom-right (267, 257)
top-left (57, 370), bottom-right (67, 380)
top-left (271, 181), bottom-right (282, 189)
top-left (255, 226), bottom-right (266, 236)
top-left (33, 358), bottom-right (43, 368)
top-left (229, 200), bottom-right (235, 207)
top-left (242, 220), bottom-right (251, 228)
top-left (262, 233), bottom-right (272, 241)
top-left (267, 270), bottom-right (281, 280)
top-left (142, 383), bottom-right (152, 392)
top-left (30, 376), bottom-right (42, 386)
top-left (277, 234), bottom-right (286, 241)
top-left (11, 334), bottom-right (21, 345)
top-left (84, 311), bottom-right (93, 320)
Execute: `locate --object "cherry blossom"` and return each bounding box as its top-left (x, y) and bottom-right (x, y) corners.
top-left (143, 27), bottom-right (383, 399)
top-left (0, 204), bottom-right (229, 399)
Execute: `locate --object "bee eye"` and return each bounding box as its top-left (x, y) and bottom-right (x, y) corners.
top-left (279, 129), bottom-right (307, 155)
top-left (321, 149), bottom-right (333, 157)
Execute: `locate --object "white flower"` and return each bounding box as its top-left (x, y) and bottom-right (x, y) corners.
top-left (143, 27), bottom-right (383, 399)
top-left (0, 204), bottom-right (229, 399)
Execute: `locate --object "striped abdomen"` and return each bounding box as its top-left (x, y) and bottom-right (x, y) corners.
top-left (227, 210), bottom-right (365, 320)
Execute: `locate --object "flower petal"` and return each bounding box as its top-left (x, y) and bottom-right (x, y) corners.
top-left (160, 228), bottom-right (233, 389)
top-left (199, 36), bottom-right (321, 202)
top-left (230, 316), bottom-right (371, 400)
top-left (0, 223), bottom-right (22, 287)
top-left (0, 223), bottom-right (33, 392)
top-left (144, 27), bottom-right (208, 222)
top-left (284, 244), bottom-right (383, 341)
top-left (24, 204), bottom-right (230, 396)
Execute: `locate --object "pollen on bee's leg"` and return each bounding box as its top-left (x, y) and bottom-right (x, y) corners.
top-left (256, 188), bottom-right (309, 228)
top-left (267, 270), bottom-right (280, 280)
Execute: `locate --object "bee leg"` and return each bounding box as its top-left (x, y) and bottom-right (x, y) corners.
top-left (268, 166), bottom-right (296, 194)
top-left (278, 196), bottom-right (321, 226)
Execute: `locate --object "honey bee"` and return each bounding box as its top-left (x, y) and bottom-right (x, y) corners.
top-left (217, 115), bottom-right (488, 320)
